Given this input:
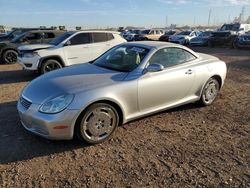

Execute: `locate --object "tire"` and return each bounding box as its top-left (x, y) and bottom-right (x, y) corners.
top-left (40, 59), bottom-right (62, 74)
top-left (2, 49), bottom-right (18, 64)
top-left (233, 40), bottom-right (239, 49)
top-left (76, 103), bottom-right (119, 144)
top-left (230, 39), bottom-right (237, 49)
top-left (199, 78), bottom-right (220, 106)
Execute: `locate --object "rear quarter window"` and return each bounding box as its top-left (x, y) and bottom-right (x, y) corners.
top-left (44, 32), bottom-right (55, 39)
top-left (107, 33), bottom-right (114, 40)
top-left (92, 33), bottom-right (108, 43)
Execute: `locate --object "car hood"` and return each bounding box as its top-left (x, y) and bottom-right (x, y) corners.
top-left (0, 35), bottom-right (11, 41)
top-left (22, 63), bottom-right (128, 104)
top-left (18, 44), bottom-right (54, 51)
top-left (0, 41), bottom-right (9, 47)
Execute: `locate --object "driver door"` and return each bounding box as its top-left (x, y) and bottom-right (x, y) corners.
top-left (63, 33), bottom-right (92, 65)
top-left (138, 47), bottom-right (196, 112)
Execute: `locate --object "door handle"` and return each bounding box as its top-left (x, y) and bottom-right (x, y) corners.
top-left (185, 69), bottom-right (193, 75)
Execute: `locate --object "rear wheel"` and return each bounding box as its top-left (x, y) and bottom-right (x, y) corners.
top-left (40, 59), bottom-right (62, 74)
top-left (76, 103), bottom-right (119, 144)
top-left (199, 78), bottom-right (220, 106)
top-left (2, 49), bottom-right (18, 64)
top-left (232, 40), bottom-right (239, 49)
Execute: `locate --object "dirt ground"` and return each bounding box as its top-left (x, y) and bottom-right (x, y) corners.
top-left (0, 47), bottom-right (249, 188)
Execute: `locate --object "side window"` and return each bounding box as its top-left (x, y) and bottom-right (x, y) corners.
top-left (92, 33), bottom-right (108, 43)
top-left (185, 50), bottom-right (196, 62)
top-left (26, 33), bottom-right (42, 40)
top-left (70, 33), bottom-right (91, 45)
top-left (156, 30), bottom-right (160, 34)
top-left (107, 33), bottom-right (114, 40)
top-left (44, 32), bottom-right (55, 39)
top-left (149, 30), bottom-right (154, 35)
top-left (148, 48), bottom-right (196, 68)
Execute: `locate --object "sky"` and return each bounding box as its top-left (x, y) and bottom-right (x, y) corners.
top-left (0, 0), bottom-right (250, 28)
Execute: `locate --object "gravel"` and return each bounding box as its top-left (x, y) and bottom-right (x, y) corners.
top-left (0, 47), bottom-right (249, 187)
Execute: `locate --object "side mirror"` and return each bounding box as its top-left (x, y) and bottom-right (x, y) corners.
top-left (64, 40), bottom-right (71, 46)
top-left (145, 63), bottom-right (164, 73)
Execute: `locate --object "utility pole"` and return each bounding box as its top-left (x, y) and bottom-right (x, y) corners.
top-left (208, 8), bottom-right (212, 26)
top-left (166, 16), bottom-right (168, 28)
top-left (241, 6), bottom-right (245, 23)
top-left (228, 14), bottom-right (231, 23)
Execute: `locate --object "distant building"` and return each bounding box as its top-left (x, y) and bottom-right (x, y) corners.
top-left (0, 25), bottom-right (5, 33)
top-left (246, 16), bottom-right (250, 24)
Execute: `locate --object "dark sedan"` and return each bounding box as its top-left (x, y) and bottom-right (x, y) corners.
top-left (235, 33), bottom-right (250, 48)
top-left (0, 30), bottom-right (65, 64)
top-left (159, 30), bottom-right (178, 42)
top-left (190, 31), bottom-right (212, 46)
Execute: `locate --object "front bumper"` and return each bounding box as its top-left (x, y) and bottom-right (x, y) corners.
top-left (237, 41), bottom-right (250, 48)
top-left (17, 98), bottom-right (80, 140)
top-left (17, 56), bottom-right (40, 71)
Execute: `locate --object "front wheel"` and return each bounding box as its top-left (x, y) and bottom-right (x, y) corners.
top-left (76, 103), bottom-right (119, 144)
top-left (199, 78), bottom-right (220, 106)
top-left (40, 59), bottom-right (62, 74)
top-left (2, 49), bottom-right (18, 64)
top-left (232, 40), bottom-right (239, 49)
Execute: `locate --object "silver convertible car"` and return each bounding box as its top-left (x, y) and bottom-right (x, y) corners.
top-left (17, 41), bottom-right (227, 144)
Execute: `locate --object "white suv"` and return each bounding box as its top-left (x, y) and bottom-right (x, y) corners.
top-left (18, 31), bottom-right (126, 74)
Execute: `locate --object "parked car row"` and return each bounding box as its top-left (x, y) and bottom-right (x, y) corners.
top-left (120, 23), bottom-right (250, 50)
top-left (1, 23), bottom-right (249, 66)
top-left (208, 23), bottom-right (250, 48)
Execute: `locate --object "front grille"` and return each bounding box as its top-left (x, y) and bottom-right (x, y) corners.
top-left (243, 36), bottom-right (250, 41)
top-left (24, 63), bottom-right (32, 68)
top-left (20, 96), bottom-right (32, 110)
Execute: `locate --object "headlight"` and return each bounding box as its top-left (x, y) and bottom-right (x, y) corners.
top-left (239, 36), bottom-right (244, 41)
top-left (39, 94), bottom-right (74, 114)
top-left (23, 52), bottom-right (39, 58)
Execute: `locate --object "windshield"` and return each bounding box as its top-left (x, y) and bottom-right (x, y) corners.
top-left (220, 24), bottom-right (240, 31)
top-left (93, 45), bottom-right (149, 72)
top-left (141, 30), bottom-right (150, 35)
top-left (6, 29), bottom-right (25, 38)
top-left (11, 33), bottom-right (26, 42)
top-left (133, 30), bottom-right (141, 34)
top-left (49, 32), bottom-right (74, 45)
top-left (165, 31), bottom-right (176, 35)
top-left (178, 31), bottom-right (191, 36)
top-left (198, 31), bottom-right (212, 37)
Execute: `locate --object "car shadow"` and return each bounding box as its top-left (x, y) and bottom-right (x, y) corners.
top-left (0, 100), bottom-right (203, 164)
top-left (125, 102), bottom-right (202, 126)
top-left (0, 101), bottom-right (88, 164)
top-left (0, 70), bottom-right (38, 84)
